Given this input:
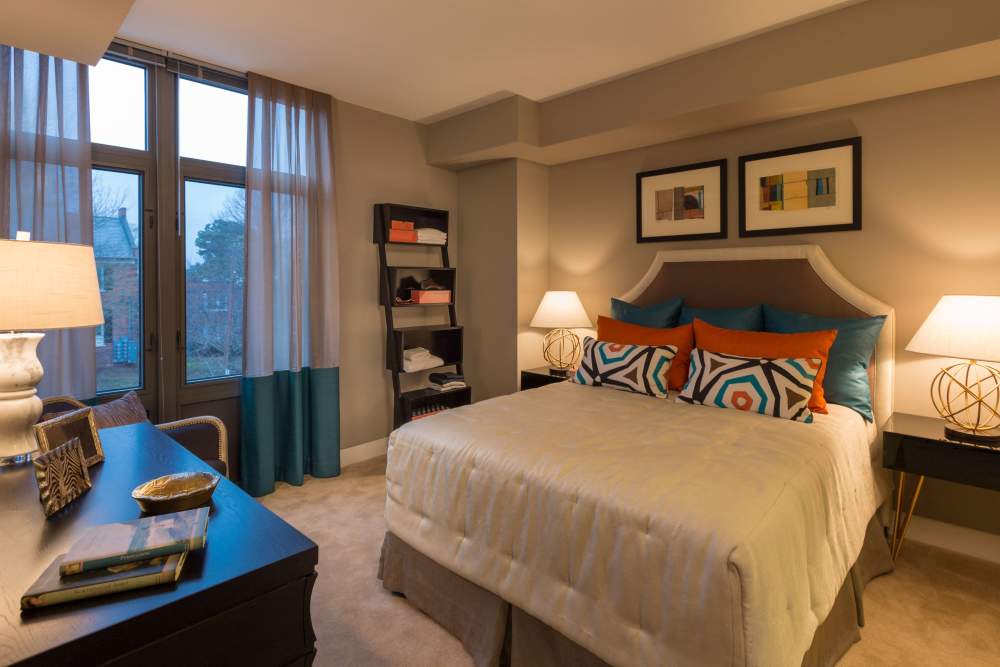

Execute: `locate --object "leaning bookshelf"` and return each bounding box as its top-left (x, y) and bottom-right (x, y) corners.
top-left (374, 203), bottom-right (471, 428)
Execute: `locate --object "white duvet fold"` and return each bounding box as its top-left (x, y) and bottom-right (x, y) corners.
top-left (385, 382), bottom-right (887, 666)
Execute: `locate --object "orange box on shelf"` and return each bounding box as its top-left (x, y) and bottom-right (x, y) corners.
top-left (388, 229), bottom-right (418, 243)
top-left (411, 290), bottom-right (451, 304)
top-left (390, 219), bottom-right (415, 231)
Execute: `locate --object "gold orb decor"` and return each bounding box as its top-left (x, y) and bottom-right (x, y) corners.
top-left (930, 361), bottom-right (1000, 443)
top-left (906, 295), bottom-right (1000, 445)
top-left (530, 290), bottom-right (593, 377)
top-left (542, 328), bottom-right (582, 371)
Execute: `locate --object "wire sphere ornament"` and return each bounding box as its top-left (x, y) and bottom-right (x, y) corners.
top-left (930, 361), bottom-right (1000, 442)
top-left (542, 328), bottom-right (582, 370)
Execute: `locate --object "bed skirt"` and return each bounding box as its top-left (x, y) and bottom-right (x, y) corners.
top-left (378, 507), bottom-right (894, 667)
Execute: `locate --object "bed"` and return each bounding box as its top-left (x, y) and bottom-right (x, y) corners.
top-left (380, 245), bottom-right (896, 667)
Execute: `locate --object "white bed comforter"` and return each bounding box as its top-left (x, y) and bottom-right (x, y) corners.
top-left (385, 382), bottom-right (888, 667)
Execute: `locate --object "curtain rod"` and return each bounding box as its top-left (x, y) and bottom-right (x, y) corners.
top-left (107, 38), bottom-right (247, 89)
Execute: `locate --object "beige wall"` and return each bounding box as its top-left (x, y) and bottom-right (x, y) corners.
top-left (333, 100), bottom-right (458, 449)
top-left (547, 77), bottom-right (1000, 534)
top-left (458, 160), bottom-right (519, 400)
top-left (516, 160), bottom-right (550, 373)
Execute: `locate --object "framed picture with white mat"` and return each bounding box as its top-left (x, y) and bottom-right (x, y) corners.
top-left (739, 137), bottom-right (861, 237)
top-left (636, 159), bottom-right (727, 243)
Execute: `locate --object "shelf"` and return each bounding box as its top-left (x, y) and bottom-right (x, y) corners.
top-left (401, 386), bottom-right (470, 402)
top-left (380, 266), bottom-right (455, 307)
top-left (383, 241), bottom-right (448, 247)
top-left (399, 362), bottom-right (454, 375)
top-left (399, 385), bottom-right (472, 422)
top-left (390, 322), bottom-right (462, 371)
top-left (375, 202), bottom-right (463, 428)
top-left (393, 324), bottom-right (461, 333)
top-left (373, 203), bottom-right (449, 244)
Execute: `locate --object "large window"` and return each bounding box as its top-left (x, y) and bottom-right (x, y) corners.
top-left (91, 168), bottom-right (143, 393)
top-left (86, 52), bottom-right (248, 430)
top-left (184, 180), bottom-right (245, 382)
top-left (178, 78), bottom-right (247, 166)
top-left (89, 59), bottom-right (146, 150)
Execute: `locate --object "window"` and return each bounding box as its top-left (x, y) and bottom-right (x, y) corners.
top-left (178, 79), bottom-right (247, 166)
top-left (184, 180), bottom-right (245, 382)
top-left (89, 59), bottom-right (146, 150)
top-left (92, 168), bottom-right (143, 394)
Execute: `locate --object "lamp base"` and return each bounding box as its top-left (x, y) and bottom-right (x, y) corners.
top-left (0, 332), bottom-right (44, 465)
top-left (944, 424), bottom-right (1000, 447)
top-left (542, 328), bottom-right (582, 371)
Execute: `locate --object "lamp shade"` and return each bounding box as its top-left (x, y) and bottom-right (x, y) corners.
top-left (905, 295), bottom-right (1000, 363)
top-left (0, 239), bottom-right (103, 330)
top-left (530, 291), bottom-right (592, 329)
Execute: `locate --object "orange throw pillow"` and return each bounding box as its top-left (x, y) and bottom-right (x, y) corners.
top-left (692, 318), bottom-right (836, 413)
top-left (596, 315), bottom-right (694, 390)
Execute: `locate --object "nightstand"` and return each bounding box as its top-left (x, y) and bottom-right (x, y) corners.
top-left (883, 413), bottom-right (1000, 560)
top-left (520, 366), bottom-right (570, 391)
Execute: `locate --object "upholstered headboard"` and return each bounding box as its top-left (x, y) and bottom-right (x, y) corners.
top-left (619, 245), bottom-right (895, 425)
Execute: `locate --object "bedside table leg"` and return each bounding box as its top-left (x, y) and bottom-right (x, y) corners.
top-left (891, 471), bottom-right (906, 556)
top-left (892, 474), bottom-right (925, 561)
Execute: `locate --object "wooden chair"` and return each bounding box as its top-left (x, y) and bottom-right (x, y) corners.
top-left (39, 395), bottom-right (229, 478)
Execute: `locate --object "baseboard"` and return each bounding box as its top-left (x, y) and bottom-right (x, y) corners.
top-left (340, 437), bottom-right (388, 467)
top-left (907, 515), bottom-right (1000, 565)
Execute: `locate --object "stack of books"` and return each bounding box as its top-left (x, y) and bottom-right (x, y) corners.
top-left (21, 507), bottom-right (210, 609)
top-left (429, 372), bottom-right (465, 392)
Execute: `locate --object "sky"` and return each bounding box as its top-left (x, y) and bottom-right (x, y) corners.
top-left (88, 58), bottom-right (247, 266)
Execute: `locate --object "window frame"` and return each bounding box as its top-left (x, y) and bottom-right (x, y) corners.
top-left (177, 160), bottom-right (247, 390)
top-left (90, 54), bottom-right (158, 408)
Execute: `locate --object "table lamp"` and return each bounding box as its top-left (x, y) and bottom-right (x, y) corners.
top-left (529, 291), bottom-right (592, 375)
top-left (905, 295), bottom-right (1000, 444)
top-left (0, 239), bottom-right (103, 464)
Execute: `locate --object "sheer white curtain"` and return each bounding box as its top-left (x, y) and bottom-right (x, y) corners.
top-left (0, 46), bottom-right (96, 399)
top-left (241, 72), bottom-right (340, 496)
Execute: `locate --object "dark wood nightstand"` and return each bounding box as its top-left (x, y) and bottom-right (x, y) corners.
top-left (520, 366), bottom-right (570, 390)
top-left (883, 412), bottom-right (1000, 560)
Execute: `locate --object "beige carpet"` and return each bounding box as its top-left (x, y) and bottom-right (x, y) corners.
top-left (261, 457), bottom-right (1000, 667)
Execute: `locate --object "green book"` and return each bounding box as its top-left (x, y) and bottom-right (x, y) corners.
top-left (59, 507), bottom-right (209, 576)
top-left (22, 553), bottom-right (187, 610)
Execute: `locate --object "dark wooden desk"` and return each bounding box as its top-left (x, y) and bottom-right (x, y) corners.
top-left (0, 422), bottom-right (318, 666)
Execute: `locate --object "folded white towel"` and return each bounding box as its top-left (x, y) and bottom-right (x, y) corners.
top-left (403, 354), bottom-right (444, 373)
top-left (403, 347), bottom-right (431, 361)
top-left (416, 229), bottom-right (447, 245)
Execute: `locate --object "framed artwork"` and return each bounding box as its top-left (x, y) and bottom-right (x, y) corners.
top-left (739, 137), bottom-right (861, 237)
top-left (33, 437), bottom-right (92, 517)
top-left (636, 159), bottom-right (727, 243)
top-left (34, 407), bottom-right (104, 468)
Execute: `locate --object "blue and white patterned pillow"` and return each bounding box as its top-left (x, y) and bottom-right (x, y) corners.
top-left (677, 348), bottom-right (821, 422)
top-left (572, 337), bottom-right (677, 398)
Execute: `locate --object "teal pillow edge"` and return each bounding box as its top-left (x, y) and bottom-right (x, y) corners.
top-left (762, 304), bottom-right (886, 421)
top-left (678, 304), bottom-right (763, 331)
top-left (610, 296), bottom-right (683, 328)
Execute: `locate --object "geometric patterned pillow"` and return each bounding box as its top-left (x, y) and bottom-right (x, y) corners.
top-left (676, 348), bottom-right (821, 422)
top-left (572, 337), bottom-right (677, 398)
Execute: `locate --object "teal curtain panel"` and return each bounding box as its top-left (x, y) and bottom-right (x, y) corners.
top-left (241, 72), bottom-right (340, 496)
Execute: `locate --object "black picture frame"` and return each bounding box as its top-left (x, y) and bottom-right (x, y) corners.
top-left (738, 137), bottom-right (861, 238)
top-left (636, 158), bottom-right (727, 243)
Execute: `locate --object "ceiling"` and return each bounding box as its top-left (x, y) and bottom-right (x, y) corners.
top-left (0, 0), bottom-right (133, 65)
top-left (119, 0), bottom-right (863, 123)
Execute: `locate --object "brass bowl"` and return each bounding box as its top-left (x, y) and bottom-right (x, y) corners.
top-left (132, 471), bottom-right (220, 514)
